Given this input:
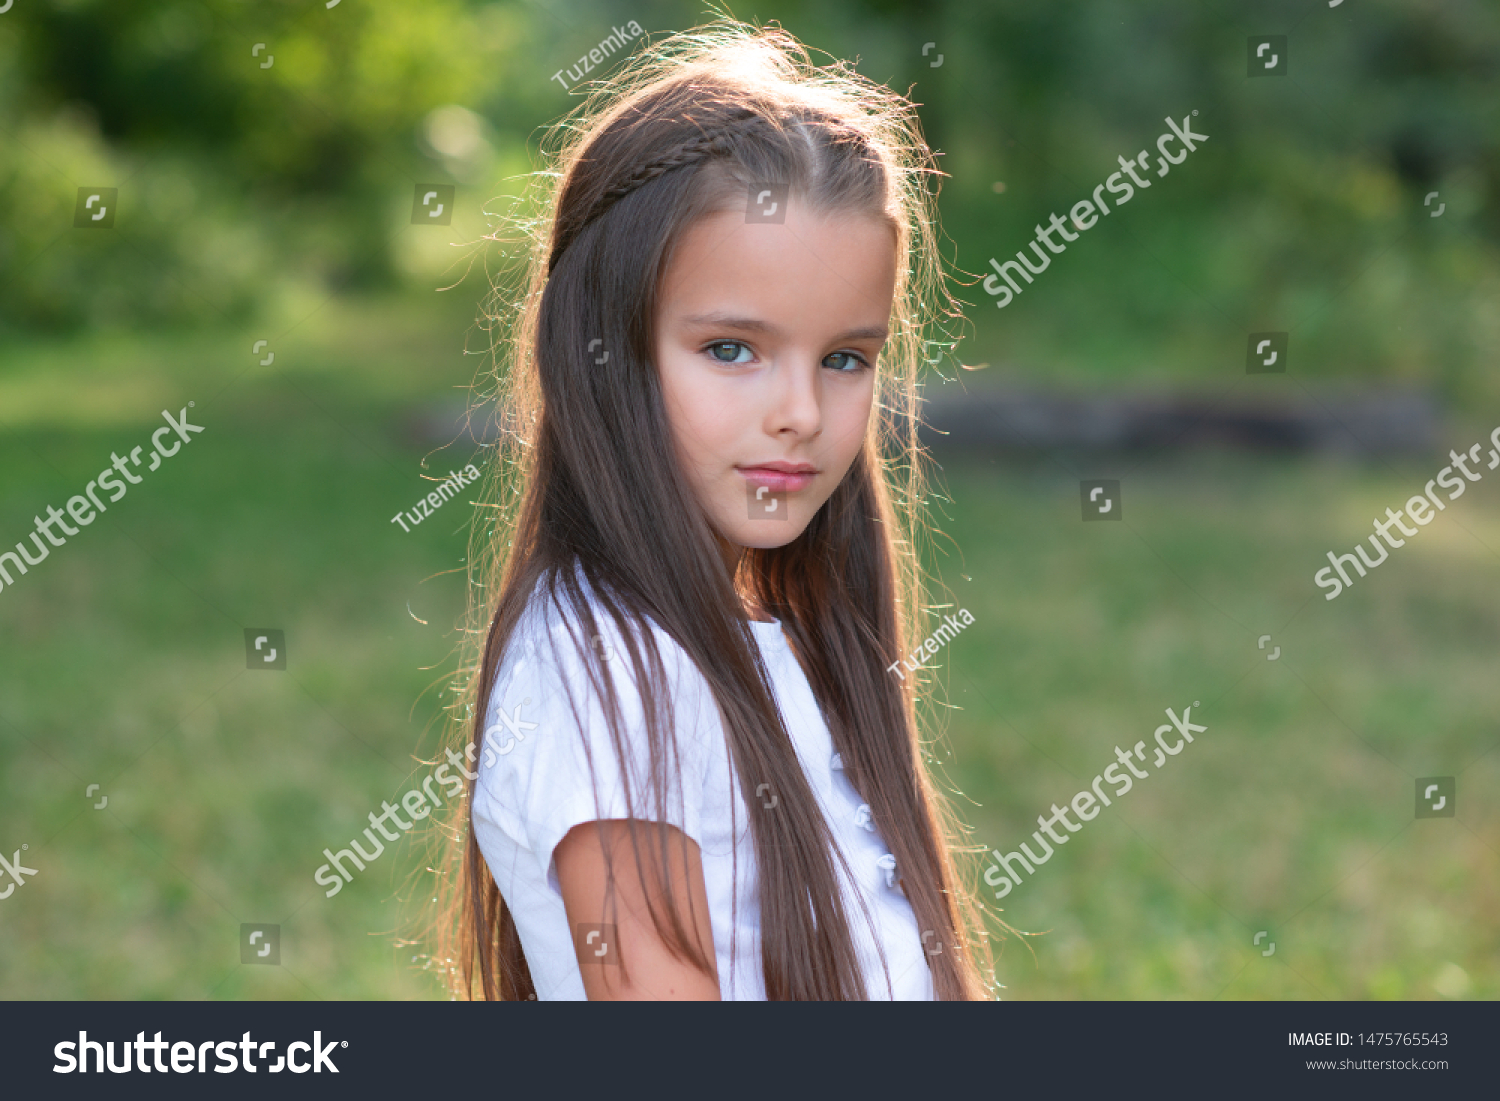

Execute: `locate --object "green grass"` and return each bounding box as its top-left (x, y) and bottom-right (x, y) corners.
top-left (0, 296), bottom-right (485, 999)
top-left (930, 452), bottom-right (1500, 999)
top-left (0, 305), bottom-right (1495, 999)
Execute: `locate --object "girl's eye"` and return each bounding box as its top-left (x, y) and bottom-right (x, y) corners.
top-left (705, 341), bottom-right (754, 364)
top-left (823, 351), bottom-right (869, 372)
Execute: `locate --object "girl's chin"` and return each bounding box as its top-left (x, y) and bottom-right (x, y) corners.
top-left (724, 517), bottom-right (808, 550)
top-left (735, 533), bottom-right (802, 550)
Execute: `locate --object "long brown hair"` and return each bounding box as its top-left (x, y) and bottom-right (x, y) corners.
top-left (426, 18), bottom-right (995, 1000)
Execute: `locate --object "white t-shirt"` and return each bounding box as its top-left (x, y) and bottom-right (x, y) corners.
top-left (470, 574), bottom-right (936, 1000)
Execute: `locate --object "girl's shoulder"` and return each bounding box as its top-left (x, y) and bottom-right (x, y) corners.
top-left (499, 562), bottom-right (707, 711)
top-left (478, 563), bottom-right (724, 818)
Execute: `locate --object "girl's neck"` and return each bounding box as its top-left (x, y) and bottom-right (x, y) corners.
top-left (714, 532), bottom-right (775, 623)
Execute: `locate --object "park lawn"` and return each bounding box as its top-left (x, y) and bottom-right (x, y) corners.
top-left (1, 307), bottom-right (1495, 999)
top-left (930, 451), bottom-right (1499, 1000)
top-left (0, 297), bottom-right (486, 999)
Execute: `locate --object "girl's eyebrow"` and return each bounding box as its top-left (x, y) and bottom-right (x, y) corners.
top-left (681, 311), bottom-right (888, 342)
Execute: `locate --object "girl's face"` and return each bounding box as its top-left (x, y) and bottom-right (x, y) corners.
top-left (654, 198), bottom-right (897, 550)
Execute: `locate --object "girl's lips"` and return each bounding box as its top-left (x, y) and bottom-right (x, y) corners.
top-left (737, 466), bottom-right (816, 492)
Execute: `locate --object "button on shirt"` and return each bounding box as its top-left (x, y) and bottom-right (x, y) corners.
top-left (470, 580), bottom-right (935, 1000)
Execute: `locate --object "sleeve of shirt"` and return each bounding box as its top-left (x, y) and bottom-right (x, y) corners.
top-left (472, 596), bottom-right (722, 891)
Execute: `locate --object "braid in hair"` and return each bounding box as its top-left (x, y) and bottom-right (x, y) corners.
top-left (547, 107), bottom-right (768, 274)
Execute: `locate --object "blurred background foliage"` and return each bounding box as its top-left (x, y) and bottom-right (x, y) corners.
top-left (2, 0), bottom-right (1497, 395)
top-left (0, 0), bottom-right (1496, 1001)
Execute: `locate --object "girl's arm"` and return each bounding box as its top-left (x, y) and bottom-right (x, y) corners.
top-left (555, 819), bottom-right (721, 1000)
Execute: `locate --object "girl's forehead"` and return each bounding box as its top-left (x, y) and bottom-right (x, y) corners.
top-left (658, 204), bottom-right (899, 324)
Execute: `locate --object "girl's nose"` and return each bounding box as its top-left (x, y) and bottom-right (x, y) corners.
top-left (766, 358), bottom-right (822, 439)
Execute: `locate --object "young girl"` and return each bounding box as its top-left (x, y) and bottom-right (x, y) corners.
top-left (430, 19), bottom-right (994, 1000)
